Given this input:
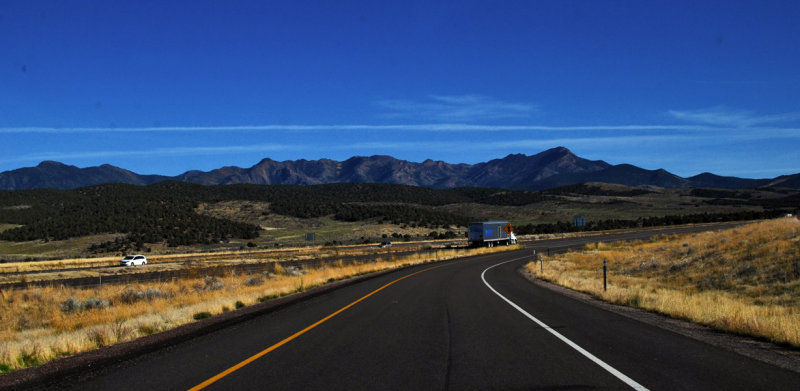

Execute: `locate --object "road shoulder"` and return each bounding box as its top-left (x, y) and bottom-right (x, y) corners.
top-left (519, 268), bottom-right (800, 374)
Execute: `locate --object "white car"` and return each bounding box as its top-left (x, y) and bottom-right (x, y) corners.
top-left (120, 254), bottom-right (147, 266)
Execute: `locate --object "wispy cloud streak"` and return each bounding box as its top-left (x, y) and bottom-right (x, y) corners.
top-left (0, 123), bottom-right (763, 134)
top-left (669, 106), bottom-right (800, 127)
top-left (0, 144), bottom-right (297, 164)
top-left (377, 94), bottom-right (537, 121)
top-left (3, 126), bottom-right (799, 165)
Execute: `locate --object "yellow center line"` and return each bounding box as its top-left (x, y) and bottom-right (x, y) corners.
top-left (189, 264), bottom-right (446, 390)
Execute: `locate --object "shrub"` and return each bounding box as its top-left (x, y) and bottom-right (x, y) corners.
top-left (60, 297), bottom-right (111, 313)
top-left (202, 276), bottom-right (225, 291)
top-left (118, 287), bottom-right (172, 304)
top-left (193, 312), bottom-right (212, 320)
top-left (235, 301), bottom-right (245, 309)
top-left (83, 297), bottom-right (111, 310)
top-left (258, 294), bottom-right (281, 302)
top-left (60, 297), bottom-right (82, 313)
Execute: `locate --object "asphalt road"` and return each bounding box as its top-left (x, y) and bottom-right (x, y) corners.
top-left (57, 224), bottom-right (800, 390)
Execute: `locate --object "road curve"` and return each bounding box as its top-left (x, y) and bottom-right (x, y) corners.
top-left (38, 224), bottom-right (800, 390)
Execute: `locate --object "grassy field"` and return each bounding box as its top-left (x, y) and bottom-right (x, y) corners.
top-left (198, 200), bottom-right (468, 245)
top-left (442, 185), bottom-right (772, 224)
top-left (526, 217), bottom-right (800, 347)
top-left (0, 244), bottom-right (518, 373)
top-left (0, 234), bottom-right (126, 262)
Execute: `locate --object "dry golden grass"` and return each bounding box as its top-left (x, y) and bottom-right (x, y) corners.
top-left (0, 245), bottom-right (517, 373)
top-left (526, 217), bottom-right (800, 346)
top-left (0, 234), bottom-right (125, 262)
top-left (0, 247), bottom-right (297, 274)
top-left (0, 242), bottom-right (461, 284)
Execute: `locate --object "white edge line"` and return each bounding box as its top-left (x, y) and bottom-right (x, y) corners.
top-left (481, 257), bottom-right (649, 391)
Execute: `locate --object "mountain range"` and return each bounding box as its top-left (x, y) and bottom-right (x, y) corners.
top-left (1, 147), bottom-right (798, 191)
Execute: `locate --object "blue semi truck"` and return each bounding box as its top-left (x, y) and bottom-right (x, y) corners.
top-left (468, 221), bottom-right (517, 247)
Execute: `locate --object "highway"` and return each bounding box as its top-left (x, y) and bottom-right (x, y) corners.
top-left (43, 225), bottom-right (800, 390)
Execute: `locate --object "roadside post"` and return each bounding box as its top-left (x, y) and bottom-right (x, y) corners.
top-left (540, 255), bottom-right (543, 273)
top-left (603, 258), bottom-right (607, 292)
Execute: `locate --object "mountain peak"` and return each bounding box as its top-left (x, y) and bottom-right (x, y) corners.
top-left (37, 161), bottom-right (69, 168)
top-left (544, 146), bottom-right (573, 156)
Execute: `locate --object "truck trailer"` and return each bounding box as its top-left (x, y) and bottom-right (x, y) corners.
top-left (468, 221), bottom-right (516, 247)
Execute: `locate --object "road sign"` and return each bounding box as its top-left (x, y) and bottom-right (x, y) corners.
top-left (305, 233), bottom-right (315, 242)
top-left (504, 224), bottom-right (513, 234)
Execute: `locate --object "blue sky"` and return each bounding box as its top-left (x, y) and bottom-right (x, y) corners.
top-left (1, 0), bottom-right (799, 178)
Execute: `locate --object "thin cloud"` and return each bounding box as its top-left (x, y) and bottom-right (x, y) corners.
top-left (377, 94), bottom-right (538, 121)
top-left (0, 144), bottom-right (297, 164)
top-left (724, 167), bottom-right (800, 176)
top-left (486, 135), bottom-right (693, 150)
top-left (0, 123), bottom-right (742, 134)
top-left (0, 135), bottom-right (687, 166)
top-left (344, 136), bottom-right (684, 152)
top-left (348, 131), bottom-right (800, 151)
top-left (669, 106), bottom-right (800, 127)
top-left (490, 131), bottom-right (800, 149)
top-left (5, 130), bottom-right (798, 165)
top-left (315, 131), bottom-right (800, 154)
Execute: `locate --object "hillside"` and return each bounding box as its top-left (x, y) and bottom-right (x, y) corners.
top-left (0, 181), bottom-right (797, 258)
top-left (0, 161), bottom-right (169, 190)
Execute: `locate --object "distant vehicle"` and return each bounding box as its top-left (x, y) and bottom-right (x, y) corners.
top-left (120, 254), bottom-right (147, 266)
top-left (468, 221), bottom-right (516, 247)
top-left (379, 241), bottom-right (393, 248)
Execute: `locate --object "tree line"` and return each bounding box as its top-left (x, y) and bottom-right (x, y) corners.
top-left (0, 184), bottom-right (260, 251)
top-left (515, 210), bottom-right (791, 235)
